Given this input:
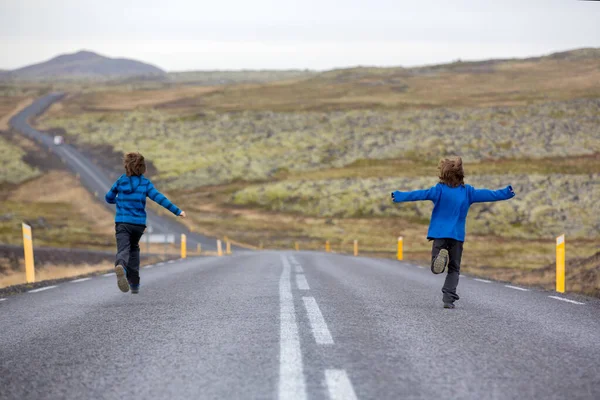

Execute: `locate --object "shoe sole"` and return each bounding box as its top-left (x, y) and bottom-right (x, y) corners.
top-left (432, 249), bottom-right (449, 274)
top-left (115, 265), bottom-right (129, 293)
top-left (443, 303), bottom-right (455, 309)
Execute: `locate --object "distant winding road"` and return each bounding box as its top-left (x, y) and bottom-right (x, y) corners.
top-left (9, 93), bottom-right (223, 251)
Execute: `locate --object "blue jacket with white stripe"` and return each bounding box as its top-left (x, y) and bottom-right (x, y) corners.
top-left (105, 174), bottom-right (181, 226)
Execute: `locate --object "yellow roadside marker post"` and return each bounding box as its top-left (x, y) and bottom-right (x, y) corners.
top-left (217, 240), bottom-right (223, 257)
top-left (22, 223), bottom-right (35, 283)
top-left (397, 236), bottom-right (403, 261)
top-left (295, 242), bottom-right (299, 251)
top-left (197, 243), bottom-right (201, 255)
top-left (181, 234), bottom-right (187, 259)
top-left (325, 240), bottom-right (331, 253)
top-left (354, 240), bottom-right (358, 257)
top-left (556, 234), bottom-right (565, 293)
top-left (226, 240), bottom-right (231, 255)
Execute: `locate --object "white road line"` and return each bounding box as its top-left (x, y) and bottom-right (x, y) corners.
top-left (70, 278), bottom-right (91, 283)
top-left (0, 298), bottom-right (6, 302)
top-left (325, 370), bottom-right (358, 400)
top-left (417, 266), bottom-right (424, 269)
top-left (156, 262), bottom-right (164, 266)
top-left (167, 260), bottom-right (175, 264)
top-left (103, 273), bottom-right (116, 277)
top-left (295, 265), bottom-right (304, 273)
top-left (289, 256), bottom-right (298, 264)
top-left (279, 256), bottom-right (306, 400)
top-left (145, 265), bottom-right (154, 268)
top-left (548, 296), bottom-right (585, 305)
top-left (505, 285), bottom-right (529, 291)
top-left (296, 274), bottom-right (310, 290)
top-left (302, 296), bottom-right (334, 345)
top-left (61, 147), bottom-right (110, 188)
top-left (474, 278), bottom-right (492, 283)
top-left (28, 286), bottom-right (57, 293)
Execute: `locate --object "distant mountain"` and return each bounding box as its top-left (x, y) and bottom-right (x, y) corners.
top-left (3, 50), bottom-right (166, 81)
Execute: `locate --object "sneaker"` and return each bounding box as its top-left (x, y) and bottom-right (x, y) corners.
top-left (115, 265), bottom-right (130, 293)
top-left (432, 249), bottom-right (449, 274)
top-left (130, 285), bottom-right (139, 294)
top-left (443, 302), bottom-right (455, 309)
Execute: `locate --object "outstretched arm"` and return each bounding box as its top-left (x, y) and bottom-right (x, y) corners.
top-left (391, 185), bottom-right (439, 203)
top-left (147, 182), bottom-right (183, 216)
top-left (105, 181), bottom-right (118, 204)
top-left (470, 185), bottom-right (515, 203)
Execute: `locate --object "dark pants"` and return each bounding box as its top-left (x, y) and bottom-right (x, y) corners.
top-left (115, 223), bottom-right (146, 286)
top-left (431, 238), bottom-right (464, 304)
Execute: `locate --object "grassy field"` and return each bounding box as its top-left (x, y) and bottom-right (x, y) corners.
top-left (39, 98), bottom-right (600, 188)
top-left (24, 48), bottom-right (600, 295)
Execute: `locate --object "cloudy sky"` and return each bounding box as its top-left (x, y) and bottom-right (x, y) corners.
top-left (1, 0), bottom-right (599, 71)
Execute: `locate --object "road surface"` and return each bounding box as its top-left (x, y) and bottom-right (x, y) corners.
top-left (9, 93), bottom-right (223, 251)
top-left (1, 252), bottom-right (599, 399)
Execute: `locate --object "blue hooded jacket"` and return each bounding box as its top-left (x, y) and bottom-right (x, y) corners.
top-left (105, 174), bottom-right (181, 226)
top-left (391, 183), bottom-right (515, 242)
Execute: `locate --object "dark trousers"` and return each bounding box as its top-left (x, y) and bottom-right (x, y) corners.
top-left (115, 223), bottom-right (146, 286)
top-left (431, 238), bottom-right (464, 303)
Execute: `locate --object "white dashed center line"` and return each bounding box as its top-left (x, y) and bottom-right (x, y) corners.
top-left (294, 264), bottom-right (304, 273)
top-left (279, 256), bottom-right (306, 400)
top-left (325, 369), bottom-right (358, 400)
top-left (474, 278), bottom-right (491, 283)
top-left (167, 260), bottom-right (175, 264)
top-left (548, 296), bottom-right (585, 305)
top-left (0, 298), bottom-right (6, 302)
top-left (296, 274), bottom-right (310, 290)
top-left (302, 296), bottom-right (334, 345)
top-left (102, 273), bottom-right (116, 277)
top-left (505, 285), bottom-right (529, 291)
top-left (70, 278), bottom-right (91, 283)
top-left (28, 286), bottom-right (57, 293)
top-left (145, 264), bottom-right (154, 268)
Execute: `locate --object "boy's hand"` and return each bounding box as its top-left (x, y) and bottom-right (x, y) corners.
top-left (179, 211), bottom-right (187, 218)
top-left (391, 192), bottom-right (395, 200)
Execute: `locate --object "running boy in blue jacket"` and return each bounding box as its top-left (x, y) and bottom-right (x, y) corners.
top-left (391, 157), bottom-right (515, 308)
top-left (105, 152), bottom-right (186, 294)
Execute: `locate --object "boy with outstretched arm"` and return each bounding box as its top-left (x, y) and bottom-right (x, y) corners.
top-left (105, 152), bottom-right (186, 294)
top-left (391, 157), bottom-right (515, 309)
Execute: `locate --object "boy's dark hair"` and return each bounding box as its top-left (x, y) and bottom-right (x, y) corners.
top-left (124, 152), bottom-right (146, 177)
top-left (438, 157), bottom-right (464, 188)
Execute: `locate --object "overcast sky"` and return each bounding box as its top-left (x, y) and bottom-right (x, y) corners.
top-left (1, 0), bottom-right (599, 71)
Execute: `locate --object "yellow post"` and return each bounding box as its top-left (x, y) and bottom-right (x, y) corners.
top-left (181, 234), bottom-right (187, 259)
top-left (226, 240), bottom-right (231, 255)
top-left (197, 243), bottom-right (201, 254)
top-left (325, 240), bottom-right (330, 253)
top-left (556, 234), bottom-right (565, 293)
top-left (354, 240), bottom-right (358, 257)
top-left (22, 223), bottom-right (35, 283)
top-left (295, 242), bottom-right (299, 251)
top-left (217, 240), bottom-right (223, 257)
top-left (397, 236), bottom-right (403, 261)
top-left (259, 241), bottom-right (263, 250)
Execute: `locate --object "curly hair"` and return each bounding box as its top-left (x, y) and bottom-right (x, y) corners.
top-left (123, 152), bottom-right (146, 177)
top-left (438, 157), bottom-right (464, 188)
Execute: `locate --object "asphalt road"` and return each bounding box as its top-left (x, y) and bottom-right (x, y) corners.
top-left (9, 93), bottom-right (222, 251)
top-left (1, 252), bottom-right (599, 399)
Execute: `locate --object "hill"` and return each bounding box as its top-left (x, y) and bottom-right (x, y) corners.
top-left (3, 50), bottom-right (166, 81)
top-left (168, 70), bottom-right (316, 86)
